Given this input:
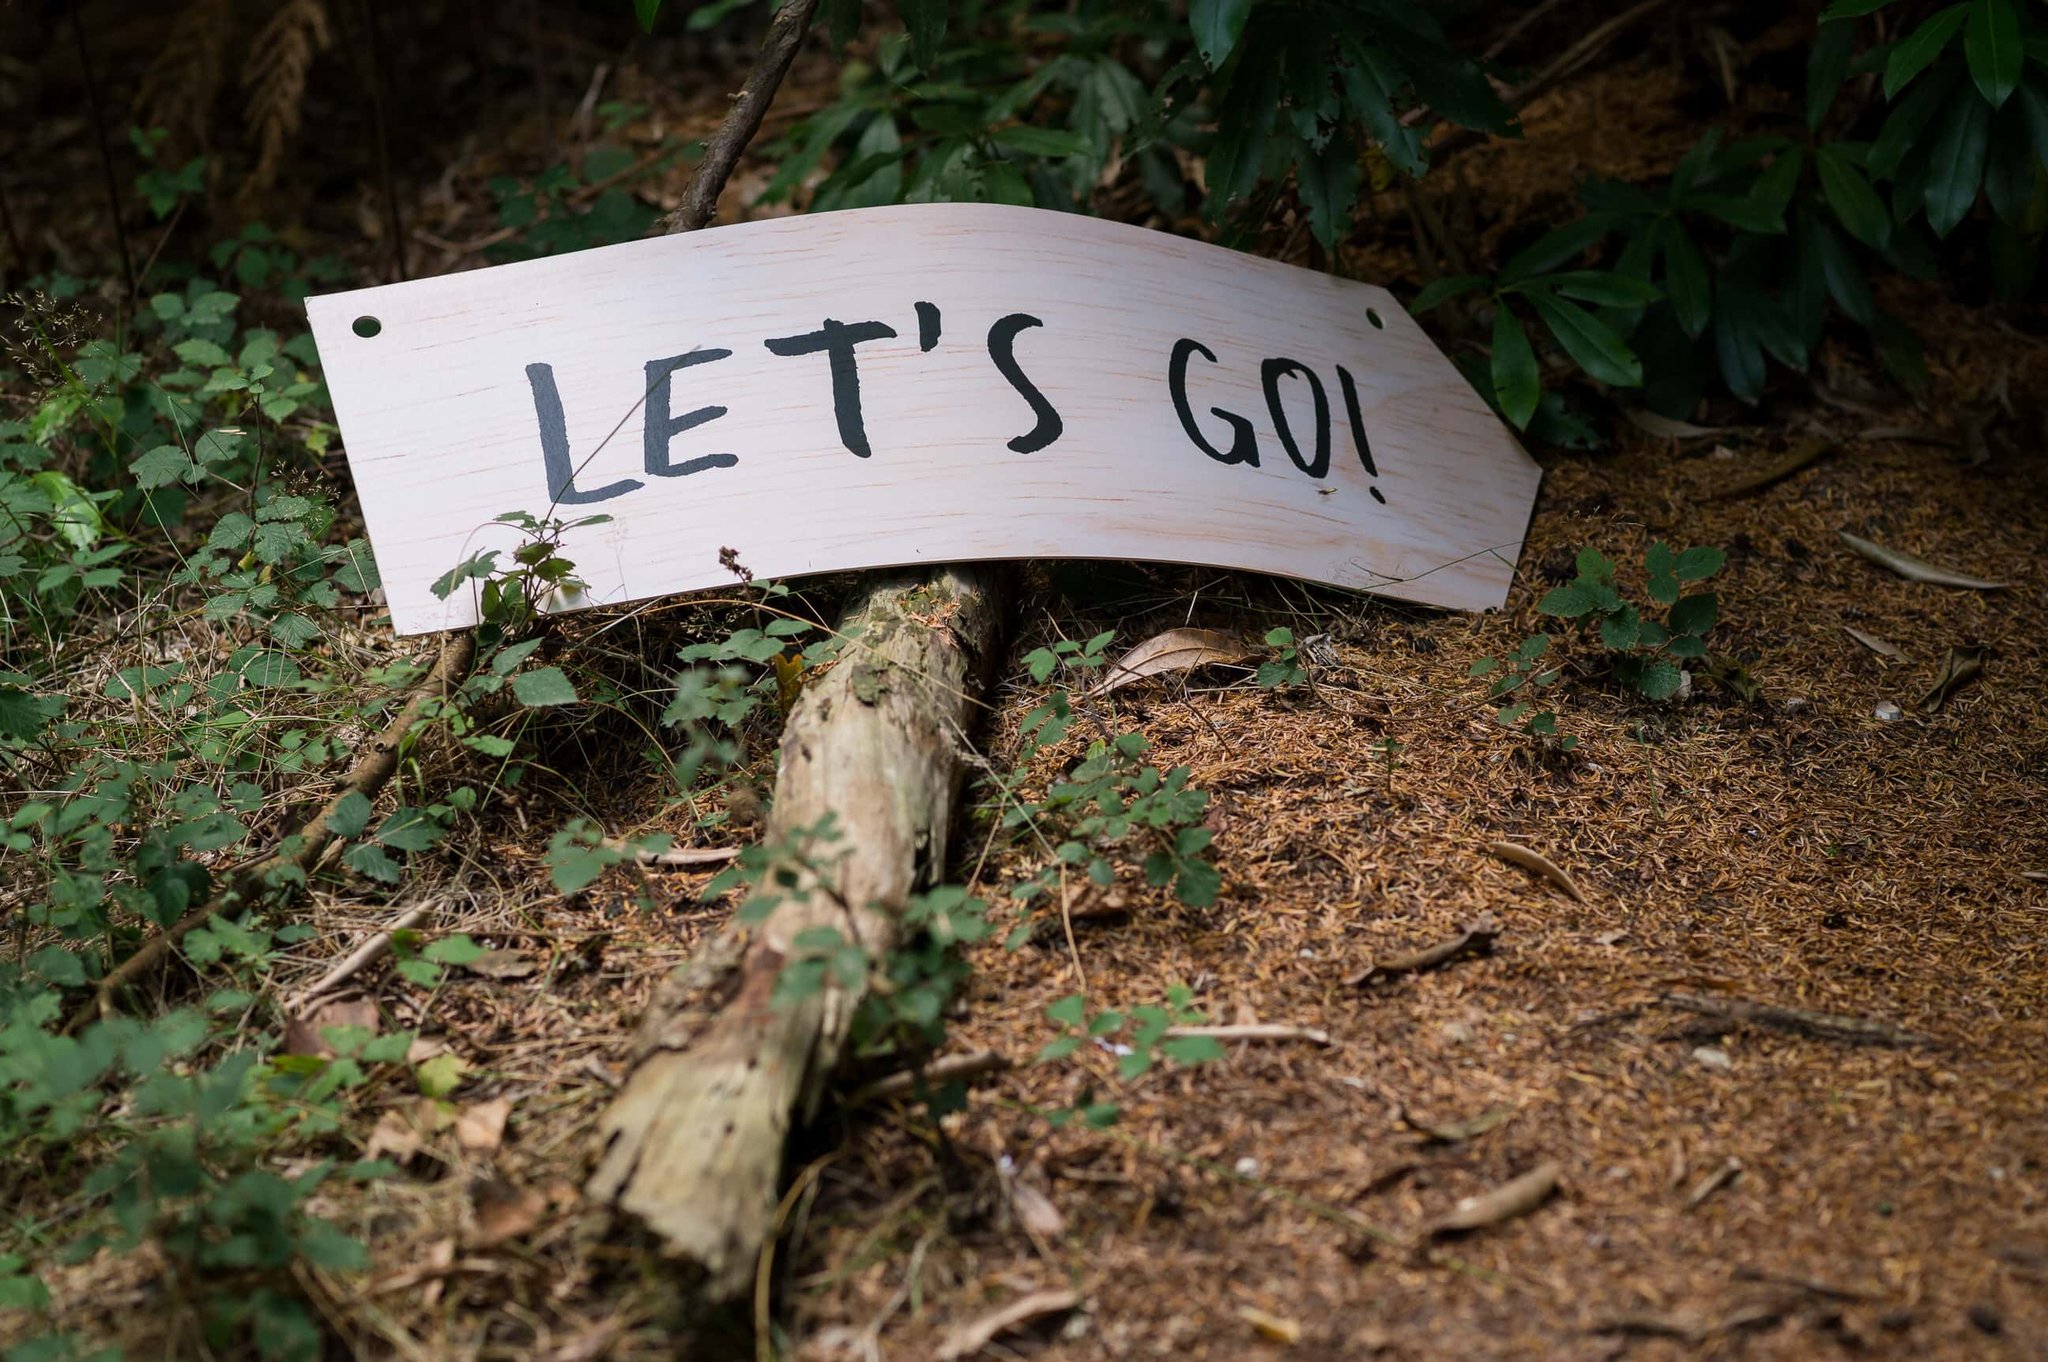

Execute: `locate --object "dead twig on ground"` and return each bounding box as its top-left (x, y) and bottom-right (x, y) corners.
top-left (1657, 992), bottom-right (1931, 1047)
top-left (1349, 913), bottom-right (1500, 985)
top-left (289, 902), bottom-right (435, 1009)
top-left (849, 1050), bottom-right (1012, 1106)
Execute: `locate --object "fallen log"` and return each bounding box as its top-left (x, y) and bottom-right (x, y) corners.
top-left (589, 567), bottom-right (1006, 1299)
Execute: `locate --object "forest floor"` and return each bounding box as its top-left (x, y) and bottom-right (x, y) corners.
top-left (13, 11), bottom-right (2048, 1362)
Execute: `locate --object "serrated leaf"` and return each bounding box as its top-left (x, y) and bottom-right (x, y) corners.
top-left (1673, 546), bottom-right (1726, 580)
top-left (1669, 592), bottom-right (1719, 636)
top-left (1638, 659), bottom-right (1684, 701)
top-left (130, 444), bottom-right (194, 490)
top-left (1964, 0), bottom-right (2022, 107)
top-left (512, 666), bottom-right (578, 707)
top-left (1537, 584), bottom-right (1596, 618)
top-left (327, 790), bottom-right (372, 839)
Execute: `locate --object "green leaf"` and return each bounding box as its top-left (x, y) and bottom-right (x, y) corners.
top-left (1544, 271), bottom-right (1662, 307)
top-left (423, 934), bottom-right (486, 965)
top-left (1190, 0), bottom-right (1254, 67)
top-left (633, 0), bottom-right (660, 32)
top-left (1410, 275), bottom-right (1487, 313)
top-left (1812, 219), bottom-right (1876, 325)
top-left (1688, 193), bottom-right (1787, 233)
top-left (1925, 83), bottom-right (1991, 236)
top-left (1673, 546), bottom-right (1725, 580)
top-left (1821, 0), bottom-right (1897, 15)
top-left (1885, 6), bottom-right (1969, 98)
top-left (1045, 994), bottom-right (1087, 1029)
top-left (1963, 0), bottom-right (2022, 107)
top-left (1599, 610), bottom-right (1641, 650)
top-left (1808, 18), bottom-right (1858, 129)
top-left (327, 790), bottom-right (372, 839)
top-left (129, 443), bottom-right (193, 490)
top-left (990, 126), bottom-right (1092, 159)
top-left (1537, 584), bottom-right (1596, 618)
top-left (1490, 306), bottom-right (1540, 430)
top-left (512, 666), bottom-right (579, 707)
top-left (1637, 660), bottom-right (1684, 701)
top-left (1668, 592), bottom-right (1719, 636)
top-left (415, 1053), bottom-right (467, 1097)
top-left (902, 0), bottom-right (946, 68)
top-left (1160, 1034), bottom-right (1226, 1065)
top-left (1299, 129), bottom-right (1360, 253)
top-left (1501, 214), bottom-right (1615, 284)
top-left (1526, 291), bottom-right (1643, 388)
top-left (1816, 146), bottom-right (1891, 246)
top-left (1663, 226), bottom-right (1711, 338)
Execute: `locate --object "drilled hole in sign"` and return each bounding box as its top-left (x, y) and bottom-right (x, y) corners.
top-left (1366, 308), bottom-right (1384, 330)
top-left (352, 316), bottom-right (382, 338)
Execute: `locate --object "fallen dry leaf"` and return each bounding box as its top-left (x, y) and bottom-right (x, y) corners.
top-left (1007, 1172), bottom-right (1065, 1242)
top-left (364, 1098), bottom-right (455, 1164)
top-left (1918, 644), bottom-right (1985, 712)
top-left (1428, 1161), bottom-right (1561, 1236)
top-left (461, 948), bottom-right (540, 980)
top-left (1838, 532), bottom-right (2007, 590)
top-left (1091, 627), bottom-right (1250, 696)
top-left (1706, 439), bottom-right (1833, 500)
top-left (455, 1096), bottom-right (513, 1154)
top-left (1842, 625), bottom-right (1904, 659)
top-left (469, 1176), bottom-right (547, 1247)
top-left (1400, 1104), bottom-right (1513, 1145)
top-left (1485, 841), bottom-right (1586, 902)
top-left (1624, 409), bottom-right (1726, 440)
top-left (1685, 1156), bottom-right (1742, 1209)
top-left (935, 1289), bottom-right (1079, 1360)
top-left (1238, 1306), bottom-right (1301, 1345)
top-left (284, 995), bottom-right (378, 1058)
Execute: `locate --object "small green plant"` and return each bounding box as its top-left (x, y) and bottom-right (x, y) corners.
top-left (1256, 625), bottom-right (1308, 688)
top-left (1034, 985), bottom-right (1226, 1127)
top-left (1473, 542), bottom-right (1729, 743)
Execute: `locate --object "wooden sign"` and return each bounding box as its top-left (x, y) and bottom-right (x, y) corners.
top-left (306, 203), bottom-right (1539, 635)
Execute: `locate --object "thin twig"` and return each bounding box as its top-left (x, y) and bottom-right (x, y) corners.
top-left (848, 1050), bottom-right (1011, 1106)
top-left (289, 902), bottom-right (434, 1009)
top-left (658, 0), bottom-right (824, 234)
top-left (66, 0), bottom-right (136, 299)
top-left (69, 634), bottom-right (476, 1032)
top-left (1161, 1024), bottom-right (1332, 1046)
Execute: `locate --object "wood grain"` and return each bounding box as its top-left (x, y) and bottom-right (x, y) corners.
top-left (307, 203), bottom-right (1541, 634)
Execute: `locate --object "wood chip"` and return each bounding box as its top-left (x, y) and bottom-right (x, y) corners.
top-left (1090, 627), bottom-right (1250, 696)
top-left (1160, 1023), bottom-right (1332, 1045)
top-left (1658, 992), bottom-right (1930, 1047)
top-left (1238, 1307), bottom-right (1301, 1345)
top-left (1486, 841), bottom-right (1586, 902)
top-left (935, 1289), bottom-right (1079, 1360)
top-left (1349, 913), bottom-right (1499, 986)
top-left (1427, 1161), bottom-right (1561, 1236)
top-left (1841, 625), bottom-right (1903, 659)
top-left (1684, 1156), bottom-right (1741, 1209)
top-left (1838, 532), bottom-right (2007, 590)
top-left (461, 948), bottom-right (540, 980)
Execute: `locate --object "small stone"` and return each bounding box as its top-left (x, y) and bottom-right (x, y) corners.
top-left (1234, 1156), bottom-right (1261, 1177)
top-left (1692, 1045), bottom-right (1733, 1072)
top-left (1439, 1020), bottom-right (1476, 1045)
top-left (1874, 701), bottom-right (1904, 722)
top-left (1781, 696), bottom-right (1810, 715)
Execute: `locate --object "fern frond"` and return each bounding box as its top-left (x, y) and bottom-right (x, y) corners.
top-left (134, 0), bottom-right (235, 155)
top-left (240, 0), bottom-right (333, 199)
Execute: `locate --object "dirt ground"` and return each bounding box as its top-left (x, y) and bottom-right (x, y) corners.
top-left (13, 9), bottom-right (2048, 1361)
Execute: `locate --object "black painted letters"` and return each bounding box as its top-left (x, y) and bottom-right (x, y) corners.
top-left (1261, 358), bottom-right (1330, 479)
top-left (986, 313), bottom-right (1063, 454)
top-left (763, 318), bottom-right (899, 458)
top-left (526, 362), bottom-right (643, 505)
top-left (644, 349), bottom-right (740, 478)
top-left (1168, 338), bottom-right (1259, 466)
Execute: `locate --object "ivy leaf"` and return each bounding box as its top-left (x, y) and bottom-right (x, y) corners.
top-left (1190, 0), bottom-right (1254, 68)
top-left (512, 666), bottom-right (579, 707)
top-left (1526, 291), bottom-right (1643, 388)
top-left (1490, 305), bottom-right (1540, 430)
top-left (1884, 6), bottom-right (1969, 98)
top-left (1963, 0), bottom-right (2021, 108)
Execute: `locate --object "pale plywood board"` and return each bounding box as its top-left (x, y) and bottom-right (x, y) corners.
top-left (306, 203), bottom-right (1540, 635)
